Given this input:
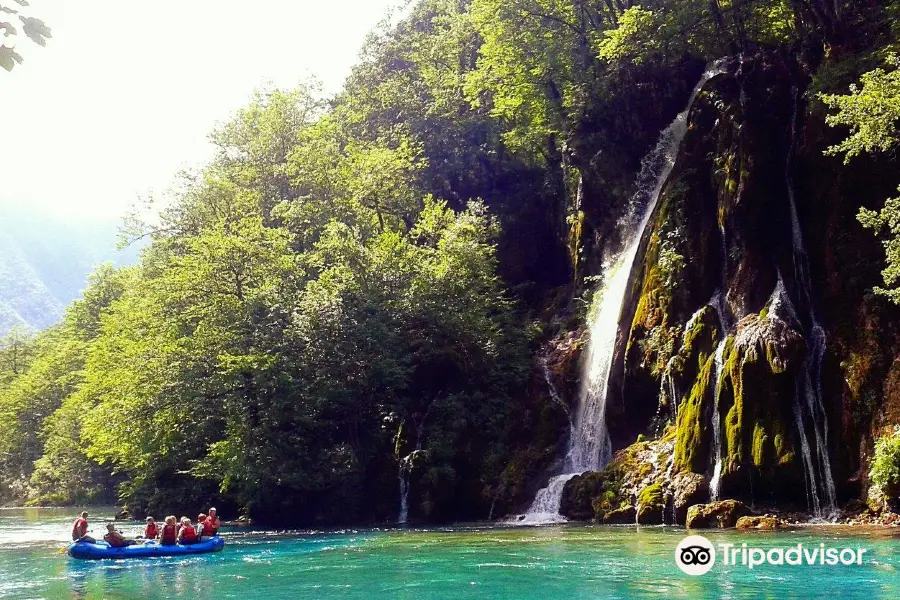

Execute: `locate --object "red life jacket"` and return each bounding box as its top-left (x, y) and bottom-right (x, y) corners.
top-left (179, 524), bottom-right (198, 543)
top-left (144, 522), bottom-right (159, 539)
top-left (204, 516), bottom-right (220, 536)
top-left (160, 523), bottom-right (178, 544)
top-left (72, 518), bottom-right (87, 539)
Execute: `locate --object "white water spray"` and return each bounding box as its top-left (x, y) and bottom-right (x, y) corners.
top-left (516, 62), bottom-right (728, 524)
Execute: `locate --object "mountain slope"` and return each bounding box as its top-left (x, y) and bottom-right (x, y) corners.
top-left (0, 205), bottom-right (139, 333)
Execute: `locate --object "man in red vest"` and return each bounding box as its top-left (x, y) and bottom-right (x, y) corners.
top-left (71, 511), bottom-right (96, 543)
top-left (204, 507), bottom-right (221, 537)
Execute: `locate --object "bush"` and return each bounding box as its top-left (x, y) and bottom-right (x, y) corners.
top-left (870, 426), bottom-right (900, 503)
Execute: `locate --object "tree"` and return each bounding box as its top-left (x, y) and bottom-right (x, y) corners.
top-left (822, 54), bottom-right (900, 303)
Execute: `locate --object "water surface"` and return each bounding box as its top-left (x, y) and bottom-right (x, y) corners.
top-left (2, 507), bottom-right (899, 599)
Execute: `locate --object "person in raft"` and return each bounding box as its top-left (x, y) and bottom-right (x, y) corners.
top-left (159, 516), bottom-right (179, 546)
top-left (71, 511), bottom-right (96, 543)
top-left (103, 523), bottom-right (137, 548)
top-left (197, 513), bottom-right (208, 539)
top-left (204, 507), bottom-right (221, 537)
top-left (143, 516), bottom-right (159, 540)
top-left (177, 517), bottom-right (199, 545)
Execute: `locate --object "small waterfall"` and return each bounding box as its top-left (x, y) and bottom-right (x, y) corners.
top-left (708, 338), bottom-right (727, 500)
top-left (517, 61), bottom-right (728, 524)
top-left (707, 291), bottom-right (731, 501)
top-left (658, 355), bottom-right (679, 428)
top-left (397, 418), bottom-right (426, 525)
top-left (661, 303), bottom-right (708, 420)
top-left (541, 354), bottom-right (571, 419)
top-left (784, 89), bottom-right (837, 517)
top-left (398, 466), bottom-right (411, 525)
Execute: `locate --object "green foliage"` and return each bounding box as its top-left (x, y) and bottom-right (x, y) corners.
top-left (596, 7), bottom-right (658, 65)
top-left (0, 62), bottom-right (534, 522)
top-left (870, 426), bottom-right (900, 499)
top-left (822, 54), bottom-right (900, 303)
top-left (821, 55), bottom-right (900, 162)
top-left (638, 324), bottom-right (682, 378)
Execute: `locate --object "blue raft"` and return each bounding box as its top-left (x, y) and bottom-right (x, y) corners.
top-left (68, 536), bottom-right (225, 559)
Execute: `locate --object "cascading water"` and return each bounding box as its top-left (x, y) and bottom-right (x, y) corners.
top-left (516, 62), bottom-right (728, 524)
top-left (397, 419), bottom-right (426, 525)
top-left (707, 291), bottom-right (732, 501)
top-left (784, 88), bottom-right (837, 517)
top-left (708, 337), bottom-right (727, 500)
top-left (541, 354), bottom-right (571, 420)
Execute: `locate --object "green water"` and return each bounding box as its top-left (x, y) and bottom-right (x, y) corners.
top-left (2, 507), bottom-right (900, 599)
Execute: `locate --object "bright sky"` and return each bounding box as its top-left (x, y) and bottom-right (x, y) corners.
top-left (0, 0), bottom-right (400, 220)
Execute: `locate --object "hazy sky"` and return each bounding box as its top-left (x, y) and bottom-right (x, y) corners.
top-left (0, 0), bottom-right (400, 220)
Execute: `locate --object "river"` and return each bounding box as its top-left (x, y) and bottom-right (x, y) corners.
top-left (2, 507), bottom-right (900, 599)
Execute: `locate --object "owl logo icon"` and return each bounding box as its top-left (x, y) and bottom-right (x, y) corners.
top-left (675, 535), bottom-right (715, 575)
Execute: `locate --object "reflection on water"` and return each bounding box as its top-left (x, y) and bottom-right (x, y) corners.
top-left (1, 507), bottom-right (899, 599)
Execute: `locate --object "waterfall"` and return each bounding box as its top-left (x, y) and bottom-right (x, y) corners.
top-left (661, 303), bottom-right (709, 420)
top-left (785, 89), bottom-right (837, 517)
top-left (397, 465), bottom-right (410, 525)
top-left (707, 291), bottom-right (731, 501)
top-left (541, 354), bottom-right (571, 419)
top-left (515, 61), bottom-right (728, 524)
top-left (708, 338), bottom-right (727, 500)
top-left (397, 418), bottom-right (426, 525)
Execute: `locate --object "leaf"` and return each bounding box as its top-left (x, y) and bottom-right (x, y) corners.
top-left (14, 0), bottom-right (29, 6)
top-left (0, 44), bottom-right (23, 70)
top-left (20, 16), bottom-right (49, 46)
top-left (0, 20), bottom-right (15, 36)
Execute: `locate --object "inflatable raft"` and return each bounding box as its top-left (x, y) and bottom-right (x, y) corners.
top-left (68, 536), bottom-right (225, 559)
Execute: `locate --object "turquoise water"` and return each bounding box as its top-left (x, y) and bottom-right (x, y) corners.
top-left (2, 507), bottom-right (900, 599)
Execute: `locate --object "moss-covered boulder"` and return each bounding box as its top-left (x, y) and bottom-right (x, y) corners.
top-left (713, 303), bottom-right (806, 500)
top-left (558, 430), bottom-right (678, 523)
top-left (671, 283), bottom-right (808, 503)
top-left (636, 482), bottom-right (664, 524)
top-left (603, 506), bottom-right (637, 524)
top-left (559, 472), bottom-right (605, 520)
top-left (685, 500), bottom-right (753, 528)
top-left (735, 515), bottom-right (792, 530)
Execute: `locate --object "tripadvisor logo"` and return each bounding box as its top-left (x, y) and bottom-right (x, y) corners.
top-left (675, 535), bottom-right (869, 576)
top-left (675, 535), bottom-right (716, 575)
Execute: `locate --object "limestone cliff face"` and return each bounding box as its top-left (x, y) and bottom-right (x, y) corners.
top-left (594, 51), bottom-right (900, 511)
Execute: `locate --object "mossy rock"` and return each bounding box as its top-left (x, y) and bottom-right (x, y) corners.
top-left (637, 481), bottom-right (663, 506)
top-left (636, 482), bottom-right (665, 524)
top-left (735, 515), bottom-right (792, 530)
top-left (603, 505), bottom-right (637, 524)
top-left (672, 306), bottom-right (807, 503)
top-left (674, 355), bottom-right (715, 472)
top-left (685, 500), bottom-right (753, 528)
top-left (560, 472), bottom-right (606, 520)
